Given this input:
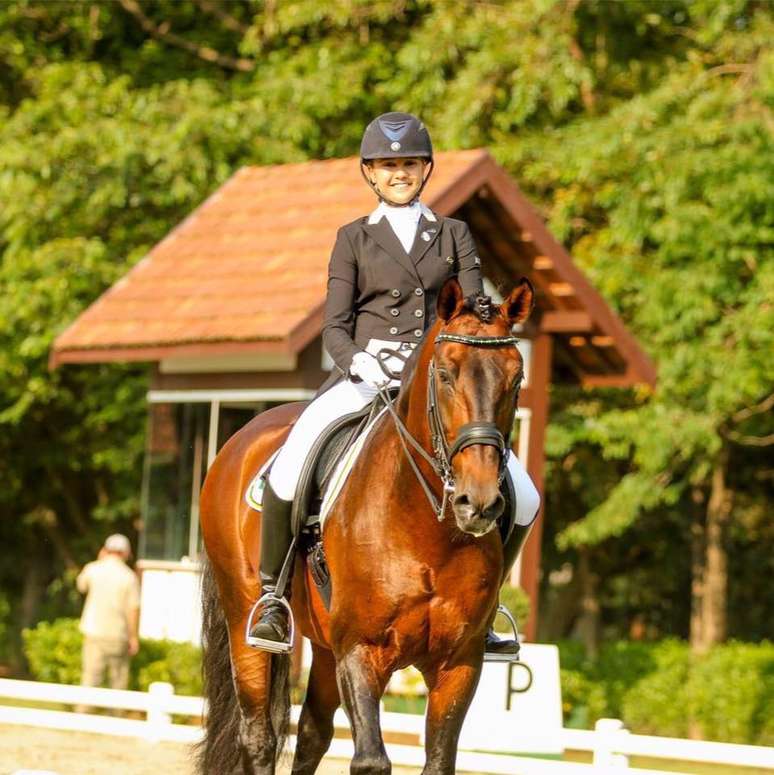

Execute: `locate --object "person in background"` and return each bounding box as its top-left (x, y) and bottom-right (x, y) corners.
top-left (76, 533), bottom-right (140, 708)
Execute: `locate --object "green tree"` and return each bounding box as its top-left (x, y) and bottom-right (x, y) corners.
top-left (0, 0), bottom-right (771, 664)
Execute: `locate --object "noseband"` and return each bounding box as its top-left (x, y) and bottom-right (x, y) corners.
top-left (378, 330), bottom-right (520, 522)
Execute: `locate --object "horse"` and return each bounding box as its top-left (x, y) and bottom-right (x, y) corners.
top-left (198, 275), bottom-right (534, 775)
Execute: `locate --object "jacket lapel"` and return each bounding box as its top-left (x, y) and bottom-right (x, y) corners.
top-left (362, 217), bottom-right (420, 282)
top-left (409, 214), bottom-right (443, 265)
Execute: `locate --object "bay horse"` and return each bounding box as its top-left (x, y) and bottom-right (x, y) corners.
top-left (198, 276), bottom-right (534, 774)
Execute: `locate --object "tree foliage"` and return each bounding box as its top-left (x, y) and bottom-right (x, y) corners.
top-left (0, 0), bottom-right (771, 660)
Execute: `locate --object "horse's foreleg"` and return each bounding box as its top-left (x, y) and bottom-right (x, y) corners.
top-left (291, 643), bottom-right (340, 774)
top-left (420, 650), bottom-right (483, 775)
top-left (336, 645), bottom-right (392, 775)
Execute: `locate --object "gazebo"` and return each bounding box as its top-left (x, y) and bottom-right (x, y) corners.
top-left (52, 149), bottom-right (655, 642)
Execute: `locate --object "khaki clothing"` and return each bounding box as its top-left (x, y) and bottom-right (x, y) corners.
top-left (81, 637), bottom-right (130, 690)
top-left (77, 555), bottom-right (140, 641)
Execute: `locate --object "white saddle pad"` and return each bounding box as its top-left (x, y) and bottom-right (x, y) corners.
top-left (244, 409), bottom-right (387, 526)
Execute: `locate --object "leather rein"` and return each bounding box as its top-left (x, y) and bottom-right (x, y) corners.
top-left (376, 331), bottom-right (520, 522)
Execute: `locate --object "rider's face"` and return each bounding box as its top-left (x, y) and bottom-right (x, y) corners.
top-left (367, 158), bottom-right (426, 205)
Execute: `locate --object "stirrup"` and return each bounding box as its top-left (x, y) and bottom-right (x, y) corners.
top-left (245, 593), bottom-right (295, 654)
top-left (484, 604), bottom-right (521, 664)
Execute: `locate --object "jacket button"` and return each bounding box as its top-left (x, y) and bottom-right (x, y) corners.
top-left (446, 256), bottom-right (454, 265)
top-left (391, 289), bottom-right (401, 297)
top-left (390, 308), bottom-right (399, 317)
top-left (389, 326), bottom-right (398, 335)
top-left (414, 288), bottom-right (423, 296)
top-left (414, 329), bottom-right (423, 337)
top-left (414, 309), bottom-right (423, 318)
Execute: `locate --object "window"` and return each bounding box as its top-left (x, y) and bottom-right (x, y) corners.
top-left (138, 394), bottom-right (309, 563)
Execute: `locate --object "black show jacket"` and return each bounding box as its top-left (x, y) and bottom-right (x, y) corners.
top-left (322, 210), bottom-right (484, 377)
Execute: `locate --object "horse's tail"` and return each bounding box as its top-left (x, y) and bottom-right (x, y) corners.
top-left (270, 647), bottom-right (291, 761)
top-left (196, 555), bottom-right (291, 773)
top-left (196, 554), bottom-right (241, 774)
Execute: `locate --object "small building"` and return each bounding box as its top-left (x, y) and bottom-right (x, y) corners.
top-left (51, 150), bottom-right (655, 642)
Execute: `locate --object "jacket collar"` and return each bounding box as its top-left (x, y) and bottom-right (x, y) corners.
top-left (366, 201), bottom-right (437, 225)
top-left (363, 204), bottom-right (442, 281)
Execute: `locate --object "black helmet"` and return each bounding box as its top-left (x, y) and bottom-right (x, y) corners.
top-left (360, 112), bottom-right (433, 161)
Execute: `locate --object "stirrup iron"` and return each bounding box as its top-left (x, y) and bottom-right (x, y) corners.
top-left (484, 603), bottom-right (521, 663)
top-left (245, 593), bottom-right (295, 654)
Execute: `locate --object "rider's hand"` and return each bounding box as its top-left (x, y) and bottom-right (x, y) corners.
top-left (350, 351), bottom-right (391, 389)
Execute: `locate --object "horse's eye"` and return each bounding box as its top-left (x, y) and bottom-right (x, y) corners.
top-left (438, 370), bottom-right (453, 386)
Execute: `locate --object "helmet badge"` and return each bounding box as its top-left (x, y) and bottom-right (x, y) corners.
top-left (379, 117), bottom-right (412, 142)
top-left (390, 141), bottom-right (401, 151)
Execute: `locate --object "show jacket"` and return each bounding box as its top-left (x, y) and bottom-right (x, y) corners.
top-left (322, 208), bottom-right (484, 376)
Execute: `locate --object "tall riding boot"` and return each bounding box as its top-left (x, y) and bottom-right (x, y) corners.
top-left (485, 521), bottom-right (536, 660)
top-left (246, 480), bottom-right (295, 652)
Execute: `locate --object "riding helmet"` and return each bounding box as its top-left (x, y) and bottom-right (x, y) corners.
top-left (360, 112), bottom-right (433, 161)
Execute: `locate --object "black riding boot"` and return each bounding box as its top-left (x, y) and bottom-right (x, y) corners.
top-left (485, 521), bottom-right (536, 660)
top-left (246, 480), bottom-right (294, 652)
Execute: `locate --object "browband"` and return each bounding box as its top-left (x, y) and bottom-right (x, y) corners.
top-left (435, 333), bottom-right (520, 347)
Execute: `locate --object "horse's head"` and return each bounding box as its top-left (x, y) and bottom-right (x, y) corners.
top-left (432, 277), bottom-right (534, 537)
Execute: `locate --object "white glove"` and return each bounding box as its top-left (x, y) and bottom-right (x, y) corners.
top-left (350, 351), bottom-right (391, 389)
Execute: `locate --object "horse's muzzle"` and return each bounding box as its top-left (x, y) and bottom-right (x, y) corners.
top-left (451, 491), bottom-right (505, 536)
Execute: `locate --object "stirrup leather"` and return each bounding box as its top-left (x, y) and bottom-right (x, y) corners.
top-left (484, 603), bottom-right (521, 663)
top-left (245, 593), bottom-right (295, 654)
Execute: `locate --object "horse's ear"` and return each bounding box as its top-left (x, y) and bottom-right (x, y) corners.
top-left (501, 277), bottom-right (534, 326)
top-left (436, 277), bottom-right (465, 322)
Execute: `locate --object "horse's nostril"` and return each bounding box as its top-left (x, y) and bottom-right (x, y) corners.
top-left (453, 494), bottom-right (471, 508)
top-left (483, 494), bottom-right (506, 521)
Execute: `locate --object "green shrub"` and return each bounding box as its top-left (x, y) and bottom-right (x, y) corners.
top-left (23, 617), bottom-right (202, 696)
top-left (685, 641), bottom-right (774, 744)
top-left (594, 640), bottom-right (660, 718)
top-left (620, 640), bottom-right (691, 738)
top-left (498, 584), bottom-right (530, 628)
top-left (22, 618), bottom-right (83, 684)
top-left (560, 667), bottom-right (607, 728)
top-left (132, 638), bottom-right (202, 696)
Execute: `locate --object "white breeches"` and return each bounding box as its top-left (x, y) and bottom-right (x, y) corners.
top-left (268, 340), bottom-right (540, 525)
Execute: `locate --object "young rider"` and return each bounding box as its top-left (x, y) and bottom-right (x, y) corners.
top-left (249, 112), bottom-right (540, 655)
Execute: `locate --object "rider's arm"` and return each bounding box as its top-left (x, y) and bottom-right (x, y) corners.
top-left (76, 562), bottom-right (93, 594)
top-left (322, 227), bottom-right (361, 375)
top-left (454, 222), bottom-right (484, 299)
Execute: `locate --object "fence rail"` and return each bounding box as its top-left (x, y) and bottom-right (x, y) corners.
top-left (1, 678), bottom-right (772, 774)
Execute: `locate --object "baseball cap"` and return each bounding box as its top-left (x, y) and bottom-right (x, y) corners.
top-left (104, 533), bottom-right (132, 555)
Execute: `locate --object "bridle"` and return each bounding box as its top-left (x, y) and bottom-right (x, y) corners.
top-left (377, 330), bottom-right (521, 522)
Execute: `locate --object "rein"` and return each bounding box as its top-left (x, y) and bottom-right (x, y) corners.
top-left (377, 331), bottom-right (520, 521)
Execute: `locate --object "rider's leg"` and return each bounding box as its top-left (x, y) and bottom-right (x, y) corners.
top-left (248, 379), bottom-right (377, 650)
top-left (485, 452), bottom-right (540, 657)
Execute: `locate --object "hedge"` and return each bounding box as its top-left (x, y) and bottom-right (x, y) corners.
top-left (22, 618), bottom-right (202, 696)
top-left (22, 619), bottom-right (773, 744)
top-left (559, 638), bottom-right (774, 744)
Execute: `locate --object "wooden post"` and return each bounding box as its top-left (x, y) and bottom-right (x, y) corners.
top-left (520, 332), bottom-right (552, 641)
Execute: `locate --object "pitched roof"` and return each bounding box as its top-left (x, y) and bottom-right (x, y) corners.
top-left (51, 150), bottom-right (655, 386)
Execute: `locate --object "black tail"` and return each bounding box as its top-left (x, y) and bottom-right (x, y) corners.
top-left (196, 556), bottom-right (291, 774)
top-left (196, 555), bottom-right (241, 774)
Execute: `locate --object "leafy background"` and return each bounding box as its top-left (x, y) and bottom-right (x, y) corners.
top-left (0, 0), bottom-right (771, 669)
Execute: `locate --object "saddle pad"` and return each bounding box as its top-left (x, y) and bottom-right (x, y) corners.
top-left (244, 449), bottom-right (281, 510)
top-left (319, 407), bottom-right (387, 524)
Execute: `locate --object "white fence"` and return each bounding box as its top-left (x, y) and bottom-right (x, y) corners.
top-left (1, 678), bottom-right (773, 774)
